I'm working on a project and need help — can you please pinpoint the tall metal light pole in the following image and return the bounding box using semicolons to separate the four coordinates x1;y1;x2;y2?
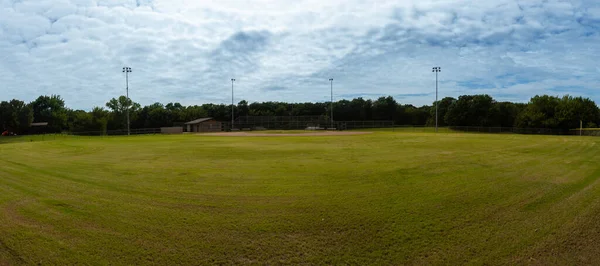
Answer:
231;78;235;130
122;67;132;135
432;67;441;133
329;78;333;129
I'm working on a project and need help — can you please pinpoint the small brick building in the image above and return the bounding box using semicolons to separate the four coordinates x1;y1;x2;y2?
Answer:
185;118;222;132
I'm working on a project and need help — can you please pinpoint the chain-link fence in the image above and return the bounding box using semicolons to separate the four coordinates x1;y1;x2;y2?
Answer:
71;128;162;136
387;126;594;135
387;126;577;135
448;126;569;135
229;116;396;131
231;116;330;130
569;129;600;136
2;124;597;145
337;121;395;130
0;128;164;144
0;133;69;144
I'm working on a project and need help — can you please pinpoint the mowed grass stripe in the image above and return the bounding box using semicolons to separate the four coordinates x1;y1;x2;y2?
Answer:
0;132;599;264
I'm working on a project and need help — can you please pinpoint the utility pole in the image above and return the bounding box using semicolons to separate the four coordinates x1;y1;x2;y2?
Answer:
231;78;235;130
432;67;441;133
329;78;334;129
122;67;132;135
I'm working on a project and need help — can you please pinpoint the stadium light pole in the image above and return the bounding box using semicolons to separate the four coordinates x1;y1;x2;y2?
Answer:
231;78;235;130
329;78;334;129
122;67;132;136
432;67;441;133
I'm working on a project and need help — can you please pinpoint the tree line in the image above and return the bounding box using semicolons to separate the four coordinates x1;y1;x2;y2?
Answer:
0;94;598;134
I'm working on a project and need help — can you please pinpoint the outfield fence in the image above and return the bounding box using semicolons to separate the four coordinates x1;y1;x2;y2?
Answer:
2;124;598;145
71;128;162;136
0;133;69;144
0;128;165;144
389;126;571;135
448;126;569;135
569;129;600;136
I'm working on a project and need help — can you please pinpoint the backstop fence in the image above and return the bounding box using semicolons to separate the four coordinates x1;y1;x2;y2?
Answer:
337;121;395;130
228;116;395;131
232;116;330;130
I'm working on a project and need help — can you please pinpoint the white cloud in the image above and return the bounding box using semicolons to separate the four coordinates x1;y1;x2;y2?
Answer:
0;0;599;109
45;0;78;20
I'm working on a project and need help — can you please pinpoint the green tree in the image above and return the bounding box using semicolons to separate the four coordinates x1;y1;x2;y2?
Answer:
555;95;599;130
0;100;33;134
515;95;561;128
106;96;141;130
489;102;522;127
372;96;397;120
30;95;68;133
427;97;456;126
444;95;495;126
145;103;171;128
182;106;208;122
91;107;109;134
0;101;15;131
165;102;185;122
68;110;93;132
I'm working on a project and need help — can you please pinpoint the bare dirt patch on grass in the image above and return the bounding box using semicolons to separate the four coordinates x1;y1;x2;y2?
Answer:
200;131;372;137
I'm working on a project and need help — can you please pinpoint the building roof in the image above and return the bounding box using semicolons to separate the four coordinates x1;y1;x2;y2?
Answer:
185;118;214;125
30;122;49;126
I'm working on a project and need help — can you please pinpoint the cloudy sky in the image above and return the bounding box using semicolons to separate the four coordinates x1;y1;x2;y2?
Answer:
1;0;599;109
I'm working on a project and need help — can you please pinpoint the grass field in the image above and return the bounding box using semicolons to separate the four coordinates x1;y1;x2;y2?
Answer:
1;132;600;265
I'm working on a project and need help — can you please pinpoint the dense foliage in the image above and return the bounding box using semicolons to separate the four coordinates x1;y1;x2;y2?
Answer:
0;94;598;134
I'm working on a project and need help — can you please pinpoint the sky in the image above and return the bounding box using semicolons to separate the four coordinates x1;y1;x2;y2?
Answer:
0;0;599;110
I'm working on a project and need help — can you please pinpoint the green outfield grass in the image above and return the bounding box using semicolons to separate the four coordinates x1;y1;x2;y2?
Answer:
1;132;599;264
